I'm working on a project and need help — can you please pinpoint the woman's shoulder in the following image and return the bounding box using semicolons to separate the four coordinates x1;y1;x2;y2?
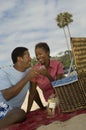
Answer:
50;59;62;64
32;63;41;68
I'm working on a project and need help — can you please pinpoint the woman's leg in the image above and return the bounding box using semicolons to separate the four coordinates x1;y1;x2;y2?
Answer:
0;108;26;129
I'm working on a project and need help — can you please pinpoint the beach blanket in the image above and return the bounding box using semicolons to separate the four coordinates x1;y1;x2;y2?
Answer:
2;108;86;130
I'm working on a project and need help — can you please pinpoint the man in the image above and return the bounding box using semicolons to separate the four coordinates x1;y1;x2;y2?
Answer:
0;47;44;129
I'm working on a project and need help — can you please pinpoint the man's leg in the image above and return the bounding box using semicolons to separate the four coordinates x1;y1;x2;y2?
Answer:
0;108;26;129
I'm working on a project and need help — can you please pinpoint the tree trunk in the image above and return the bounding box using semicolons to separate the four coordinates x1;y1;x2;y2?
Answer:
67;25;71;38
63;27;71;61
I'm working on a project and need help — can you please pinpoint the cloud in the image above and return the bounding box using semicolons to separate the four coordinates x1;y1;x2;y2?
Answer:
0;0;86;67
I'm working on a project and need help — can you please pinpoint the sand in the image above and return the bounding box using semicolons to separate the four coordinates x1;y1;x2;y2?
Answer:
21;87;47;112
37;114;86;130
21;87;86;130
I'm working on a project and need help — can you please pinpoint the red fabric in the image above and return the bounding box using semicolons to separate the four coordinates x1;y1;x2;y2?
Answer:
32;60;64;101
2;108;86;130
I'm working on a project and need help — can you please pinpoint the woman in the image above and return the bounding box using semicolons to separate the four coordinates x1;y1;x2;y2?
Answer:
31;42;64;101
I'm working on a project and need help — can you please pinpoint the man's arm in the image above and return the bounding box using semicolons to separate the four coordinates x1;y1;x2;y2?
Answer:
1;69;39;101
1;75;29;100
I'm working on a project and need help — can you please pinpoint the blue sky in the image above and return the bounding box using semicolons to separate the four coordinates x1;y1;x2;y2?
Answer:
0;0;86;67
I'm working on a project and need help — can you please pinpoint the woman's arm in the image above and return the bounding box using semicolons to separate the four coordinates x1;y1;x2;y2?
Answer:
38;67;54;82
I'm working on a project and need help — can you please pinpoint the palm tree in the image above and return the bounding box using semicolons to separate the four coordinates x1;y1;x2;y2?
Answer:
63;12;73;38
55;12;73;60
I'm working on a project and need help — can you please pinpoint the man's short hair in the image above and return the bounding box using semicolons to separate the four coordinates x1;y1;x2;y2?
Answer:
11;47;28;64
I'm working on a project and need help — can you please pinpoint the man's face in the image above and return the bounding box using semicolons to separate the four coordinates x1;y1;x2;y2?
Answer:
20;50;32;69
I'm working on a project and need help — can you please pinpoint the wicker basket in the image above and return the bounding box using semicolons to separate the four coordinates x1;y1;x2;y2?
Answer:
54;73;86;113
71;37;86;73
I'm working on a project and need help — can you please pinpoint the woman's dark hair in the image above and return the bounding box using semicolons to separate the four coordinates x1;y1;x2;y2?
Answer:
35;42;50;53
11;47;28;64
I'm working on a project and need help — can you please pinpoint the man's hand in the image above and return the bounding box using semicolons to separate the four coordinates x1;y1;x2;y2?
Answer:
26;68;40;81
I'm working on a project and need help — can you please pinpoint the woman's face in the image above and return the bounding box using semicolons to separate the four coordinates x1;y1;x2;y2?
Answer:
35;48;50;65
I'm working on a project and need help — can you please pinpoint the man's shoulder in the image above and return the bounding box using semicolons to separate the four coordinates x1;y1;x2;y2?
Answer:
0;66;14;75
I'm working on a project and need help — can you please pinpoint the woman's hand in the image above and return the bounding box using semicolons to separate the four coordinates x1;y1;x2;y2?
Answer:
38;66;54;82
38;66;48;76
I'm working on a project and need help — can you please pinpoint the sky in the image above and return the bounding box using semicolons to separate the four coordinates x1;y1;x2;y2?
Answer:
0;0;86;67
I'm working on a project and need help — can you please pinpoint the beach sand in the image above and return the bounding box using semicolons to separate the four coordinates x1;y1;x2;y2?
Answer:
21;87;86;130
37;114;86;130
21;87;47;112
